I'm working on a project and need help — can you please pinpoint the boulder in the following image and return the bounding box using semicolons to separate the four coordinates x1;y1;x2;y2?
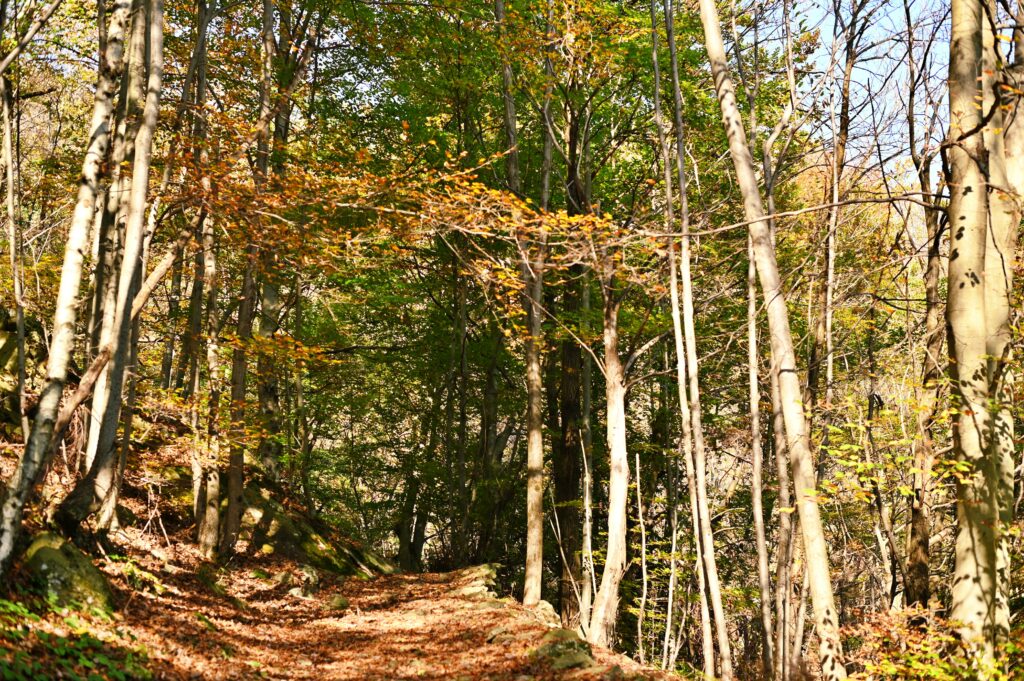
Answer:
531;628;595;671
239;485;395;577
23;533;114;613
529;599;560;626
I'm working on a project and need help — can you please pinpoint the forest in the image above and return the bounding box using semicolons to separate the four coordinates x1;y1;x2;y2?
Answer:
0;0;1022;677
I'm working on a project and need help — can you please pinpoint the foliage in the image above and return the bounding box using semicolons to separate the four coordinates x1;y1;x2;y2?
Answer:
845;610;1024;681
0;599;152;681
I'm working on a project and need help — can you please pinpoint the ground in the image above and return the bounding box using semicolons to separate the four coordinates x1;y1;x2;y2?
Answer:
1;430;672;680
1;521;672;680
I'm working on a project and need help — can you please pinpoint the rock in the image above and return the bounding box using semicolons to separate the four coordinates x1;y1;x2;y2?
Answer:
239;485;395;577
454;584;491;599
550;649;595;670
299;564;320;595
288;586;313;599
329;594;350;611
567;664;625;680
140;464;193;520
459;563;499;586
273;570;292;586
529;599;560;626
531;628;595;671
23;533;114;614
486;625;511;643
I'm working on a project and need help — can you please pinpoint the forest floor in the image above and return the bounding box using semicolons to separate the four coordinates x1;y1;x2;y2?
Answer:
1;504;671;680
1;427;671;680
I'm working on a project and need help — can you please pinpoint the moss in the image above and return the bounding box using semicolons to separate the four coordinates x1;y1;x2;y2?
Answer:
531;629;595;671
240;485;394;577
23;533;114;614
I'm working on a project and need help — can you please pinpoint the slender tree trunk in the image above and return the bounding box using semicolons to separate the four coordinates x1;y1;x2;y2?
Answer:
160;253;183;389
220;250;256;554
696;1;847;676
57;0;164;536
255;0;282;481
661;2;712;672
635;450;648;664
680;122;733;681
661;349;680;670
579;281;595;631
587;290;627;648
903;0;941;605
656;2;732;671
196;211;220;561
157;0;214;393
193;24;219;560
178;249;204;396
95;224;151;531
83;0;147;474
555;274;583;626
495;0;544;607
772;361;793;681
750;236;774;675
0;0;133;577
0;76;27;438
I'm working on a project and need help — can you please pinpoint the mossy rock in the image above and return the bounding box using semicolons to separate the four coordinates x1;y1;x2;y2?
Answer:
531;628;595;670
239;485;395;577
23;533;114;614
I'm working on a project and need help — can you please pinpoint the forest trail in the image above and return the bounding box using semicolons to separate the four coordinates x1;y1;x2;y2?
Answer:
117;555;669;680
3;524;670;681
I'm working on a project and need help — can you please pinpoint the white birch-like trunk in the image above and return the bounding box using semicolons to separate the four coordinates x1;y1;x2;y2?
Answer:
695;0;847;676
0;0;133;577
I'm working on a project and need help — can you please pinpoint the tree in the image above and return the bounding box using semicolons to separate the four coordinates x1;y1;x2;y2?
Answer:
696;0;848;676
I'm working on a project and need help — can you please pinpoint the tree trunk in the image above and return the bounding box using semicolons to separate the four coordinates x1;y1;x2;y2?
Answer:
772;360;793;681
587;291;627;648
220;249;256;554
0;0;133;578
635;450;648;664
57;0;164;536
750;236;774;675
494;0;544;608
84;0;147;469
0;75;27;438
196;210;220;561
903;0;942;607
555;274;583;627
946;0;1017;658
579;281;595;633
159;253;183;389
660;2;713;672
95;225;151;532
655;1;732;671
255;0;283;482
696;0;847;676
177;249;205;396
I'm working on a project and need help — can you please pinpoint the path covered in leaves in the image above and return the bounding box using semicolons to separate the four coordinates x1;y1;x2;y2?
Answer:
99;544;669;680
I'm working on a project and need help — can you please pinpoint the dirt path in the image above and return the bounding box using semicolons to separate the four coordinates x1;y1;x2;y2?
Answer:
99;542;670;680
